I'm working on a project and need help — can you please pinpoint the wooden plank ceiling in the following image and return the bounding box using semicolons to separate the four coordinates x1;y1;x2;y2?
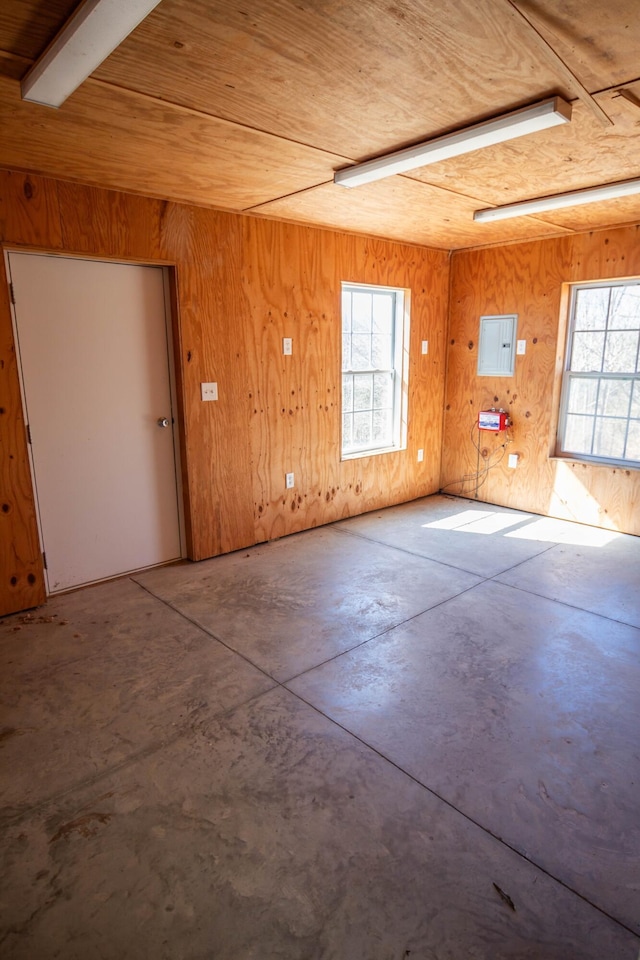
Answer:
1;0;639;250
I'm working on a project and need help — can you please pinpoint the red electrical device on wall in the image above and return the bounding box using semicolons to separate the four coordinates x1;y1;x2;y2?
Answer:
478;409;511;432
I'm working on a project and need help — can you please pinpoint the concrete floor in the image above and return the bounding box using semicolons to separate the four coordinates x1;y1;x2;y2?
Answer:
1;494;639;959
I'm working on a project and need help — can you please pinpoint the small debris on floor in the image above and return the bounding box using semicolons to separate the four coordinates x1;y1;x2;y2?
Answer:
493;882;516;911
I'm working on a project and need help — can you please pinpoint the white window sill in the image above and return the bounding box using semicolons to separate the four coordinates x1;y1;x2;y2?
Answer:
549;455;640;472
341;444;406;461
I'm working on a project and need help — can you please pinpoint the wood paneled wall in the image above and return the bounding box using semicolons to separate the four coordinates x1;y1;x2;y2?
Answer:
442;224;640;535
0;170;449;615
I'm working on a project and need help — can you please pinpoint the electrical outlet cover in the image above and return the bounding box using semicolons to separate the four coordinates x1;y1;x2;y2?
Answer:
201;382;218;401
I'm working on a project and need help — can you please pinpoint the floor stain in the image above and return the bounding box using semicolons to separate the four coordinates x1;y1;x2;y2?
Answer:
49;812;112;843
0;727;22;744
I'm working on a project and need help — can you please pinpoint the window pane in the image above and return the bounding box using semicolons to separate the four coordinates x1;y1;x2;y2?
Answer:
351;334;371;369
342;413;353;450
353;374;373;412
566;378;597;415
371;334;392;369
602;331;638;373
608;285;640;330
341;291;352;334
342;334;351;371
631;381;640;418
564;414;594;455
353;411;372;447
373;372;393;410
571;331;604;371
597;379;631;418
574;287;609;331
352;293;372;333
342;374;353;412
625;420;640;461
372;293;394;334
593;418;627;460
373;407;392;444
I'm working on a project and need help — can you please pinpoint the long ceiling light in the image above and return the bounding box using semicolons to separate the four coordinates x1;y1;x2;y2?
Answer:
21;0;163;108
334;97;572;188
474;177;640;222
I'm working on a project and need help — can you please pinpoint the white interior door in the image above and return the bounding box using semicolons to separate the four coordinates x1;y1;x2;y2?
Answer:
8;252;183;593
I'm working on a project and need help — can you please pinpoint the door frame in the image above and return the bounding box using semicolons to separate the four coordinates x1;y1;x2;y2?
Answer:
4;246;189;595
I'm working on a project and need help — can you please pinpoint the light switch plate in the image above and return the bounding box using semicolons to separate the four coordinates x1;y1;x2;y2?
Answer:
417;448;424;462
201;382;218;401
283;338;292;355
508;453;518;468
421;340;429;355
516;340;527;355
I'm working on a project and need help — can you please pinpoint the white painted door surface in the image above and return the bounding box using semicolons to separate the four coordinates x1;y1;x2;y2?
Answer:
8;253;182;593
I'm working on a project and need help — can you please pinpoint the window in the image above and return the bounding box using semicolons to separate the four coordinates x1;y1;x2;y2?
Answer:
558;280;640;466
341;282;409;459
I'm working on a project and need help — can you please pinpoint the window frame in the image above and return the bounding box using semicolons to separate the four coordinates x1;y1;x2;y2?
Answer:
341;281;410;460
556;278;640;468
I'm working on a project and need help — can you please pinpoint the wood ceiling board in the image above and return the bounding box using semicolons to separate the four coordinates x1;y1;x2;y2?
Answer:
250;179;572;250
0;0;80;59
514;0;640;92
91;0;579;160
0;50;29;82
0;76;349;210
521;194;640;233
408;94;640;204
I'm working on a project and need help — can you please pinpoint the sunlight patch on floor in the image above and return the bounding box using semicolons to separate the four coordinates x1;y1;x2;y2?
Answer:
505;517;620;547
423;509;620;547
423;511;531;535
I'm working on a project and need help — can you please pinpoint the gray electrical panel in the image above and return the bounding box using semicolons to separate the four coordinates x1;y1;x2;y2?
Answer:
477;314;517;376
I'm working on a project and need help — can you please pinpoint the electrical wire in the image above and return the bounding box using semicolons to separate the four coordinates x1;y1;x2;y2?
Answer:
440;421;513;496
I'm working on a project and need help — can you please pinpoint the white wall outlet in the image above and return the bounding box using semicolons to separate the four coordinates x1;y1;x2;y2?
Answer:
508;453;519;468
421;340;429;355
201;382;218;401
282;338;292;356
285;472;295;489
417;448;424;462
516;340;527;355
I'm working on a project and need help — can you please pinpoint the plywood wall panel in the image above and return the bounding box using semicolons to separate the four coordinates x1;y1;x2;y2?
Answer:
443;226;640;535
0;170;62;249
175;208;255;558
0;171;64;614
0;264;45;613
56;182;165;259
243;219;342;541
244;220;450;543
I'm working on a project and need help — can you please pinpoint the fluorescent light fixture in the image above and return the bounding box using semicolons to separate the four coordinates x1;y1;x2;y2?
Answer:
474;176;640;222
21;0;163;108
334;97;572;188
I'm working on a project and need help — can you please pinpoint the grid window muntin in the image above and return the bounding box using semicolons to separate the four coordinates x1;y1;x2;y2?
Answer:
341;283;408;458
558;280;640;466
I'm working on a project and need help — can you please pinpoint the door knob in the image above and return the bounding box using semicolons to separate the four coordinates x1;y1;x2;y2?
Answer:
157;417;170;428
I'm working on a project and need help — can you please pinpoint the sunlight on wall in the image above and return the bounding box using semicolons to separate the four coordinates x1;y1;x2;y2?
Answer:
548;461;620;531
